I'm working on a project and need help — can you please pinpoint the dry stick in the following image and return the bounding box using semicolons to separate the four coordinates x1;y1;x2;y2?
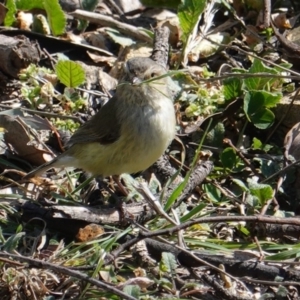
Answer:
69;9;152;43
0;104;81;122
108;214;300;264
142;215;300;237
263;0;271;28
260;194;279;215
105;0;126;17
204;25;300;77
202;273;250;300
253;236;264;260
223;138;259;176
174;244;248;290
271;20;300;55
242;276;300;286
121;221;246;290
43;48;56;70
0;252;137;300
151;26;170;68
203;34;300;76
230;45;300;77
194;73;300;82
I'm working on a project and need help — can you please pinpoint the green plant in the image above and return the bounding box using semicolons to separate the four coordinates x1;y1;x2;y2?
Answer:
5;0;66;36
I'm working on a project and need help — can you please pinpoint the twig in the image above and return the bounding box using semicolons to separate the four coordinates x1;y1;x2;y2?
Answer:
187;73;300;83
0;104;81;122
69;9;152;43
263;0;271;28
202;273;251;300
139;215;300;239
261;158;300;183
230;45;300;77
107;214;300;263
105;0;126;17
223;138;259;176
0;251;137;300
242;276;300;286
151;26;170;68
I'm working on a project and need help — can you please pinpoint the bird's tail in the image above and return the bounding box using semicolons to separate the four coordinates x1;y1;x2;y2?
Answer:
23;157;61;179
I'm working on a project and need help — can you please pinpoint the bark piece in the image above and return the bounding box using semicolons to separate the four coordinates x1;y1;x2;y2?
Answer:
0;34;40;78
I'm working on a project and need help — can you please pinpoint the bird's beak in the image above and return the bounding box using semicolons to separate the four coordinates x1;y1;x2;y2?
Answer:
123;62;141;85
131;77;141;85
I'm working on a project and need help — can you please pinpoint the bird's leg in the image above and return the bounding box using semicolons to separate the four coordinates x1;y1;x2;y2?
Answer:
112;175;128;196
112;175;135;225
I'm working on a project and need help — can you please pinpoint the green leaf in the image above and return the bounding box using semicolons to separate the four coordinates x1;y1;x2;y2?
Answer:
262;91;282;108
180;202;206;222
220;147;237;169
43;0;66;36
77;0;99;31
0;227;5;243
81;0;99;10
244;59;278;90
232;178;249;192
223;77;242;100
258;159;280;178
0;157;23;170
238;225;250;236
106;28;135;46
252;137;262;150
164;168;187;211
4;0;17;26
203;122;225;148
56;60;86;88
251;108;275;129
140;0;181;8
244;90;281;113
266;246;300;260
178;0;206;44
3;232;25;252
243;91;263;114
275;62;293;70
160;252;177;273
243;90;281;129
16;0;44;9
203;183;222;202
252;137;273;152
123;285;140;298
32;14;51;34
248;179;273;205
164;118;211;211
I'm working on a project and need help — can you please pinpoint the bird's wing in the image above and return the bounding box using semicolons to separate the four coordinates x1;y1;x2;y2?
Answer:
67;95;121;146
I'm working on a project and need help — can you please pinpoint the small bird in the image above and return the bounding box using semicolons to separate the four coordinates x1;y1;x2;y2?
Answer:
24;57;176;179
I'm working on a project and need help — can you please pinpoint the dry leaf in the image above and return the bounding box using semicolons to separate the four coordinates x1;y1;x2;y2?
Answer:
76;224;105;242
0;115;54;166
272;13;292;29
188;32;231;61
117;277;154;291
87;51;117;66
157;17;181;46
242;25;261;46
16;11;33;30
84;31;111;51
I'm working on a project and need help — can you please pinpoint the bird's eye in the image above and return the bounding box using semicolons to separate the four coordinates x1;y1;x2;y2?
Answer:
150;72;156;78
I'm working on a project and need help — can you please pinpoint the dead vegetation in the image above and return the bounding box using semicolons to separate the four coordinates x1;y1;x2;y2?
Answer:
1;0;300;299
